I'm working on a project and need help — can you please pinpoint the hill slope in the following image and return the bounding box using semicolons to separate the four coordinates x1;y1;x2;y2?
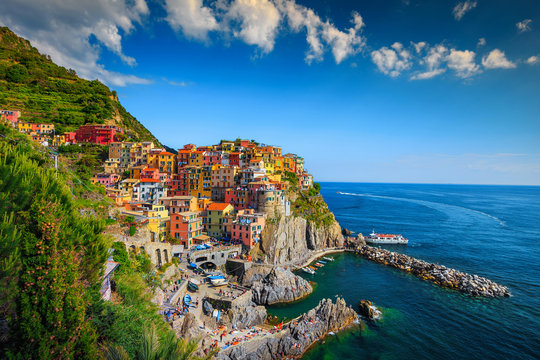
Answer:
0;27;160;145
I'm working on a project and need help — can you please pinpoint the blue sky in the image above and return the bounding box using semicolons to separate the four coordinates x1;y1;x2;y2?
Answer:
1;0;539;184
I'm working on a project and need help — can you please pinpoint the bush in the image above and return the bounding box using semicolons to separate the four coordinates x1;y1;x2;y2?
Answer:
129;225;136;236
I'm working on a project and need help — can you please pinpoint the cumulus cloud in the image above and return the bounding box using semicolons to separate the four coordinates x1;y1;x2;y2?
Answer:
371;42;411;77
411;44;448;80
516;19;532;33
481;49;516;69
453;1;477;21
526;55;539;65
276;0;366;64
477;37;486;47
226;0;281;53
412;41;427;54
0;0;151;86
446;49;480;78
164;0;219;40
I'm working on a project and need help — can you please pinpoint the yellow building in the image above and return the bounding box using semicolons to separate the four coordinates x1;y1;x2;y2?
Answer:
158;151;176;174
205;202;234;238
145;205;170;238
18;122;32;133
130;165;146;179
52;135;65;147
188;151;204;167
273;156;284;173
220;142;235;152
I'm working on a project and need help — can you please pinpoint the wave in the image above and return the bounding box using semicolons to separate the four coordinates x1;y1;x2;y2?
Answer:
337;192;506;227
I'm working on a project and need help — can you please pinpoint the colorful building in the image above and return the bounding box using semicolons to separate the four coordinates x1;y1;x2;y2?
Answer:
205;202;234;238
0;110;20;127
75;125;123;145
92;173;121;187
230;209;265;246
170;211;203;248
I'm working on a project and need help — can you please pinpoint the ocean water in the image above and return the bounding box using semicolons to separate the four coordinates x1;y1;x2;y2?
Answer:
269;183;540;360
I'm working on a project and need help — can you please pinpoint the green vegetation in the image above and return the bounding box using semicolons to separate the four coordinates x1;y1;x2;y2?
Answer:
0;126;199;359
0;27;160;144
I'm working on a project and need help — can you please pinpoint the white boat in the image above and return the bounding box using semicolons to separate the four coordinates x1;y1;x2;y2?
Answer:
323;256;334;262
302;267;315;275
365;229;408;245
210;277;229;287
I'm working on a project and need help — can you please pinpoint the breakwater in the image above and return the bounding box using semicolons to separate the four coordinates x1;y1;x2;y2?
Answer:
356;246;510;297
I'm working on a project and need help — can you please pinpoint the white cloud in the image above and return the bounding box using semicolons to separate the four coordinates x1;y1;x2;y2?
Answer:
516;19;532;33
477;37;486;47
0;0;150;86
411;44;448;80
226;0;281;53
412;41;427;54
276;0;366;64
482;49;516;69
321;12;365;64
446;49;480;78
526;55;539;65
453;1;477;21
371;42;411;77
164;0;219;40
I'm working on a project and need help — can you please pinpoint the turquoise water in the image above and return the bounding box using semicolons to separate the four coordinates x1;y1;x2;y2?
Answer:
269;183;540;360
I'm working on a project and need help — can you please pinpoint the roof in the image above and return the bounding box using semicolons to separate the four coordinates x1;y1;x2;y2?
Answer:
159;151;175;156
143;167;159;172
207;202;232;211
139;178;161;183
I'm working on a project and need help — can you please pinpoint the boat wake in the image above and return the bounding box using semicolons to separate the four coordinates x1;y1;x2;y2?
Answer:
337;192;506;227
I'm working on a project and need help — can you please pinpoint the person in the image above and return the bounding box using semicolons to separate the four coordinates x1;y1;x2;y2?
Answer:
220;333;223;342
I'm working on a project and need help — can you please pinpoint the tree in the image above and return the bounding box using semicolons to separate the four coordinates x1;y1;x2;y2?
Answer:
6;64;29;83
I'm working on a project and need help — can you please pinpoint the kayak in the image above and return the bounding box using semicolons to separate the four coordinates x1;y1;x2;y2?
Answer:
183;294;191;306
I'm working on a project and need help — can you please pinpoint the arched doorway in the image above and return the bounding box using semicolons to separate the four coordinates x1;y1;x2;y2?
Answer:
163;249;169;264
156;249;162;267
199;262;217;270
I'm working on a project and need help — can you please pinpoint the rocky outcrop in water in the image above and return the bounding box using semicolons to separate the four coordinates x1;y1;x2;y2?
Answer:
242;267;312;305
357;246;510;297
216;297;358;360
358;300;381;320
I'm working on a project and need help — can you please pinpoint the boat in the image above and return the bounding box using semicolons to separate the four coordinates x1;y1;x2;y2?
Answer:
318;260;327;264
187;278;200;292
365;229;408;245
302;267;315;275
315;262;324;267
209;275;229;287
323;256;334;262
183;294;191;306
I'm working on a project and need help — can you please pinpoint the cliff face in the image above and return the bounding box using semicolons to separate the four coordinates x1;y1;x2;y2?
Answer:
259;214;344;265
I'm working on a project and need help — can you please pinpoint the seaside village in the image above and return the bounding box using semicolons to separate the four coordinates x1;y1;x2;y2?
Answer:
1;110;322;346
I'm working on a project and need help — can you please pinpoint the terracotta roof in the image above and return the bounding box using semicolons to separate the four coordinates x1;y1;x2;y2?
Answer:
207;203;232;211
143;167;158;172
139;179;161;183
159;151;175;156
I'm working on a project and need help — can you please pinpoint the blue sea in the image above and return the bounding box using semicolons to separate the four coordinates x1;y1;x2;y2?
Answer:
269;183;540;360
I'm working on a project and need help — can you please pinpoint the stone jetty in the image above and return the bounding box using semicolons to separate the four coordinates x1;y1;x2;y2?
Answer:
356;246;510;297
216;297;358;360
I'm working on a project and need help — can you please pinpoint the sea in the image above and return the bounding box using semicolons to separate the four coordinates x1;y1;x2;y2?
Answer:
268;183;540;360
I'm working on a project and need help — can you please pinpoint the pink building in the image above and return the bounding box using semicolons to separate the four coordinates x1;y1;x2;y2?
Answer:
92;173;120;187
0;110;20;127
230;209;265;247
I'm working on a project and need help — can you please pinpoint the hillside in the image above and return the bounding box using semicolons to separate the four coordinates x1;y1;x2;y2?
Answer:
0;27;160;145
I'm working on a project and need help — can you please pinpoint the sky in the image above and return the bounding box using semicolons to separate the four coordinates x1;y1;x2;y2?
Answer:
1;0;539;185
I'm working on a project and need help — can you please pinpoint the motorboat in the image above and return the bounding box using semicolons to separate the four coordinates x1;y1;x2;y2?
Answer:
302;267;315;275
323;256;334;262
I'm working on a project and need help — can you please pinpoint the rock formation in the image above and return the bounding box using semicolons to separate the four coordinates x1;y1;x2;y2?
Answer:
216;297;358;360
225;292;267;329
358;300;381;320
260;215;344;265
242;266;312;305
356;245;511;297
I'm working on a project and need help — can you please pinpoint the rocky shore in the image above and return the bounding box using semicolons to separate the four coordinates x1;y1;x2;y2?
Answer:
356;246;510;297
242;267;313;305
216;297;358;360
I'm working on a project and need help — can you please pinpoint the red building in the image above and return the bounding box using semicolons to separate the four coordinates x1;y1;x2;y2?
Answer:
224;187;250;210
64;132;77;143
203;151;223;166
168;171;190;196
140;167;160;180
0;110;20;127
75;125;123;145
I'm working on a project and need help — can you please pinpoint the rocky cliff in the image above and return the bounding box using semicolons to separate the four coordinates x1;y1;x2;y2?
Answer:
259;214;344;265
216;297;358;360
242;267;312;305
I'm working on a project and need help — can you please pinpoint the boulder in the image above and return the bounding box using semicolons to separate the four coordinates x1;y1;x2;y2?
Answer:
342;228;352;236
358;300;381;320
